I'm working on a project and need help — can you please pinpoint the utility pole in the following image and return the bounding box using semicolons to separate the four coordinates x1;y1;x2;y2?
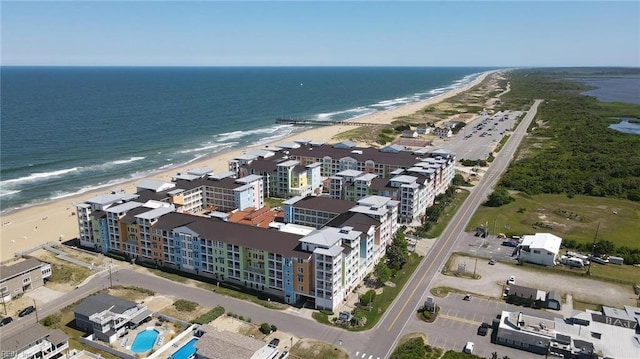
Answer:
109;260;113;288
586;222;600;276
473;257;478;278
33;299;39;323
0;289;7;315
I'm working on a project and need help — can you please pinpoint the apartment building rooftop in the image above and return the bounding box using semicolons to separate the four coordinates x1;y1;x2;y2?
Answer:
286;144;424;168
326;212;380;233
137;179;175;192
157;212;310;259
83;191;137;206
285;196;355;214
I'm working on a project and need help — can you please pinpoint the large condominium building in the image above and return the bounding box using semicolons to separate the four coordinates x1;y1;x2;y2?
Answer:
233;142;449;181
76;170;264;253
284;195;399;263
238;156;322;198
282;196;356;229
80;196;392;311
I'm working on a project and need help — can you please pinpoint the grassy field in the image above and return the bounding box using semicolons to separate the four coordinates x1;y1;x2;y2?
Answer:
467;193;640;248
423;189;470;239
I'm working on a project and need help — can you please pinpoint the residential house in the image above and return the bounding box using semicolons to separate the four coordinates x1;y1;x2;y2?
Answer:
401;130;418;138
194;325;266;359
0;258;52;301
74;293;151;344
2;323;68;359
432;127;453;138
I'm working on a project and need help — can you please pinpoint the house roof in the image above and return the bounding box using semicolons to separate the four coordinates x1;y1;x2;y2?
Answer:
74;293;138;317
196;325;265;359
520;233;562;254
0;258;44;281
1;323;67;353
508;284;546;301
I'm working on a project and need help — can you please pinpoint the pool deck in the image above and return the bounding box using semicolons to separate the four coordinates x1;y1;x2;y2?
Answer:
147;324;198;359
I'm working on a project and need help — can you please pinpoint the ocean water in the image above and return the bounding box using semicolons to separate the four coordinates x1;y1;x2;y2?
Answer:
0;66;494;212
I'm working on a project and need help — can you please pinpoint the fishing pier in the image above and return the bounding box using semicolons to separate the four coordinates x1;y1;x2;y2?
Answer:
276;118;379;127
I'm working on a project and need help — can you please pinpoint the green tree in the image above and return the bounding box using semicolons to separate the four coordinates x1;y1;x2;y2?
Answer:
387;231;409;270
374;261;392;285
484;187;514;207
359;290;377;306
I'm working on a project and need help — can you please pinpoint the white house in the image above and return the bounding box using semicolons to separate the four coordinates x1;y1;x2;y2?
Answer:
517;233;562;266
432;127;452;138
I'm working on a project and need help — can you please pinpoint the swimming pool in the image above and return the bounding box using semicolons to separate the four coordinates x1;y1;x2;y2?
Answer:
130;328;159;353
170;338;198;359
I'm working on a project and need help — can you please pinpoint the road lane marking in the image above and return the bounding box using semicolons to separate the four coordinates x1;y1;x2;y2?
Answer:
386;188;481;332
439;313;481;326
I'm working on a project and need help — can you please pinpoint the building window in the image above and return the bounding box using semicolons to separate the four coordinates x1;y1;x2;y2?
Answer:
298;285;304;291
22;277;31;284
297;267;303;274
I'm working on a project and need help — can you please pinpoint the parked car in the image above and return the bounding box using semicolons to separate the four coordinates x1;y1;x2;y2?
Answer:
507;276;516;285
278;351;289;359
477;326;488;336
18;306;35;317
463;294;472;301
0;316;13;327
464;341;475;353
488;258;496;265
268;338;280;348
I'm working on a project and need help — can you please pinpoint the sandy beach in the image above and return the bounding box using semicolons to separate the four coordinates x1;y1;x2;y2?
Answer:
0;71;494;262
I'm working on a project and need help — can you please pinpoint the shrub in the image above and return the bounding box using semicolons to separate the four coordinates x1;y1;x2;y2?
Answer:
270;324;278;332
43;313;61;328
173;299;198;312
260;323;271;334
190;306;225;325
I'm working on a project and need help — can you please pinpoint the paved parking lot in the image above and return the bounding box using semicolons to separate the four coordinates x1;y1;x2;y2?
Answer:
406;292;548;358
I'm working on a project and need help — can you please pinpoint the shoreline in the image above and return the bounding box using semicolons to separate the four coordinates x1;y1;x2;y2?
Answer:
0;70;496;262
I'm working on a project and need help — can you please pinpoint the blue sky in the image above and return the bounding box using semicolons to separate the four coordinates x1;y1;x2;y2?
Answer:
1;1;638;67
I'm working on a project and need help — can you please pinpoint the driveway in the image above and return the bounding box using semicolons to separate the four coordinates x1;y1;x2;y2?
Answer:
26;286;65;305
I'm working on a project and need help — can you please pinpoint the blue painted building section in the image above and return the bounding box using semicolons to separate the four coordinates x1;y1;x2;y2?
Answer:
282;258;295;304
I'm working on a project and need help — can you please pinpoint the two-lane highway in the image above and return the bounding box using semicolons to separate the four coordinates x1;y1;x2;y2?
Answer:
353;99;542;359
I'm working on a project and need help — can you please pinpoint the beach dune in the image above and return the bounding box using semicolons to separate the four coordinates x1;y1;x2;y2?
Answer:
0;71;493;262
